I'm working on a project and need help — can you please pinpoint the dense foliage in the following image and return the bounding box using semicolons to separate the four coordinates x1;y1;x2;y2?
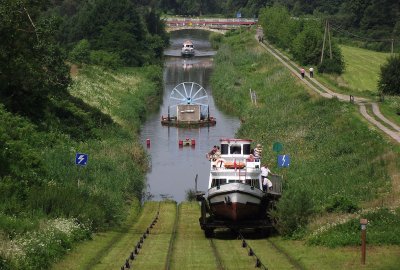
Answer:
57;0;169;67
378;55;400;96
157;0;399;52
0;0;70;120
259;5;344;73
211;29;397;238
0;0;165;268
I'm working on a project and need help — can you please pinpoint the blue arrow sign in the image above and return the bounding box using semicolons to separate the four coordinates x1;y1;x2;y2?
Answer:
278;155;290;168
75;153;88;166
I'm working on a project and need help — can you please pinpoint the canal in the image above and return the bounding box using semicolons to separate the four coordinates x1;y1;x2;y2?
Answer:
140;30;240;202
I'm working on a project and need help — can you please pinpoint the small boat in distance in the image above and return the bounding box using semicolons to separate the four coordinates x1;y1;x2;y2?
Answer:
181;40;195;57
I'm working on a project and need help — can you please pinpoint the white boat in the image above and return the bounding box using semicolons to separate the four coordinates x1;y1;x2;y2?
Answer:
181;40;195;57
207;139;268;221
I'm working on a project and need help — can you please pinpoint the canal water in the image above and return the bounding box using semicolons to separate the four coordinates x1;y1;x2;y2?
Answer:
141;30;240;202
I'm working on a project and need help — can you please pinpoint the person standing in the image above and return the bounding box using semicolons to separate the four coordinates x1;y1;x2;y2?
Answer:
261;164;273;191
300;68;305;79
253;144;263;159
309;67;314;78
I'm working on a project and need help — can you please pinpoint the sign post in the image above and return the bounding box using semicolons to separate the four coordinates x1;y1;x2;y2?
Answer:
277;155;290;168
75;153;88;187
360;218;368;265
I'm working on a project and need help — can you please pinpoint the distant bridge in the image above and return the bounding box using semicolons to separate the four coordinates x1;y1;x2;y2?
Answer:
164;17;258;34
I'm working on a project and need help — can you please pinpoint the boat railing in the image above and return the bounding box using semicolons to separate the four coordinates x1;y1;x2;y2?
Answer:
269;174;283;195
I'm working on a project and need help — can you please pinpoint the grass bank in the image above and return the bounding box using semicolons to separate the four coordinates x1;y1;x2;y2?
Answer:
210;29;400;245
317;45;400;125
0;64;162;269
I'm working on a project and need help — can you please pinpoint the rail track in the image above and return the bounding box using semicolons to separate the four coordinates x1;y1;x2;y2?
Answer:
118;202;302;270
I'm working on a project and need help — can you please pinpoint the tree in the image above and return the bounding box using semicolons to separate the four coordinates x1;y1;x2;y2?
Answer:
378;55;400;95
0;0;70;119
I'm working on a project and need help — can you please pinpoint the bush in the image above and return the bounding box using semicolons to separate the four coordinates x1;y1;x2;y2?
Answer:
185;189;197;201
270;189;315;237
325;195;359;213
89;50;122;69
318;57;344;74
378;55;400;95
308;208;400;247
69;39;90;64
209;32;223;49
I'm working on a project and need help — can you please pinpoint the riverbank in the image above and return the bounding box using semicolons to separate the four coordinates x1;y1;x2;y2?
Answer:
0;64;163;269
210;28;400;262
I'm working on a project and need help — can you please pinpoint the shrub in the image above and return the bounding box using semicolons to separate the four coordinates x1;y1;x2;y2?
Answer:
89;50;122;69
209;32;223;49
185;189;197;201
378;55;400;95
69;39;90;64
270;189;315;237
308;208;400;247
325;195;359;213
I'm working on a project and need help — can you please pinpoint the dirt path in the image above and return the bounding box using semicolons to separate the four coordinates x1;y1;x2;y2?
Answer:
256;29;400;143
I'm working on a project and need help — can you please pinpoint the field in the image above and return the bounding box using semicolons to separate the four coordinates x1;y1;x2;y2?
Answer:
211;29;400;243
339;45;390;93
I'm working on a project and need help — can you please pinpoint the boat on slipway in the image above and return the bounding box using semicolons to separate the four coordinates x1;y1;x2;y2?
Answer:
196;138;282;237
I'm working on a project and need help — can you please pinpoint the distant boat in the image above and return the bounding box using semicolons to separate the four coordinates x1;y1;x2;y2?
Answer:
181;40;195;57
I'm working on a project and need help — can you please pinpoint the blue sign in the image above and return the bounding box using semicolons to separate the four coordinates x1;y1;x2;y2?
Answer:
75;153;88;166
236;12;241;18
278;155;290;167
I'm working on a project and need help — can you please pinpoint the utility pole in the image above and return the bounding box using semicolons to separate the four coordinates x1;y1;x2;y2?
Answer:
320;20;328;64
328;20;332;59
391;39;394;55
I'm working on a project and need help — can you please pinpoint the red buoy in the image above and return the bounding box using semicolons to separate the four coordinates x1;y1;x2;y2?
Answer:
191;139;196;145
178;140;183;146
146;138;150;147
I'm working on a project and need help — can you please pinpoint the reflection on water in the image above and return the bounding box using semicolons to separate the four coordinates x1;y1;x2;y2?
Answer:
140;30;240;202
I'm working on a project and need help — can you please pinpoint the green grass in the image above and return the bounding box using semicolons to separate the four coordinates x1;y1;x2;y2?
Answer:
1;64;163;269
170;202;218;270
52;199;142;270
269;237;400;270
211;29;400;240
130;202;176;270
339;45;390;93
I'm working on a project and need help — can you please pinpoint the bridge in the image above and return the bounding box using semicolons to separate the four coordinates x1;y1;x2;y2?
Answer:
164;17;258;34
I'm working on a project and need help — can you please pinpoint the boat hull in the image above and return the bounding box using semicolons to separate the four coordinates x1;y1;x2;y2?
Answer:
207;183;265;221
181;51;195;57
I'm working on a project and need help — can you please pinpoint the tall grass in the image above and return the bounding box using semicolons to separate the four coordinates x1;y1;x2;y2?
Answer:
211;29;399;241
0;65;163;268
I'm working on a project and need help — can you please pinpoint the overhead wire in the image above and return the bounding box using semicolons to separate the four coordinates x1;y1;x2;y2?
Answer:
329;22;396;42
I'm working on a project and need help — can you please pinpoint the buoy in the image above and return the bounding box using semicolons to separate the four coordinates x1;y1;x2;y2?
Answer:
146;138;150;147
191;139;196;145
178;140;183;146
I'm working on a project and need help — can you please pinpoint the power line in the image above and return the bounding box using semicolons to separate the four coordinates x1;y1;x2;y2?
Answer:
329;23;395;42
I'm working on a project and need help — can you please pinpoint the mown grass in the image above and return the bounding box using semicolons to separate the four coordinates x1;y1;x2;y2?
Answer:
129;201;176;270
170;202;218;270
211;29;400;243
269;237;400;270
339;45;389;93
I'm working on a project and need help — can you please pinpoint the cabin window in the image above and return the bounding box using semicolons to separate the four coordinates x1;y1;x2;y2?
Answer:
230;145;241;154
243;144;251;155
211;178;227;187
221;144;229;155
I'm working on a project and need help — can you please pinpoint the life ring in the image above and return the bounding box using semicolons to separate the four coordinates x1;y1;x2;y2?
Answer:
215;158;226;168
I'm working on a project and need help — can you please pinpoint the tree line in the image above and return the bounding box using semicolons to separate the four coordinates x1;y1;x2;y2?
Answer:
0;0;167;239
